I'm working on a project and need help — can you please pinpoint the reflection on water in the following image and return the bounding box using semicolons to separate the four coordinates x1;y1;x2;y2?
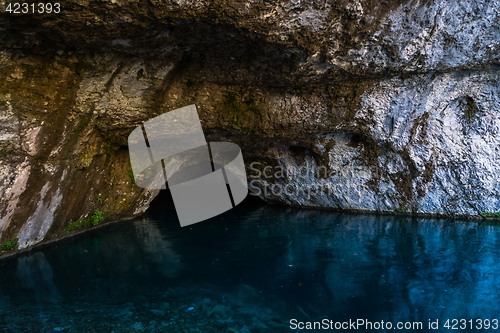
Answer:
1;192;500;332
16;252;61;305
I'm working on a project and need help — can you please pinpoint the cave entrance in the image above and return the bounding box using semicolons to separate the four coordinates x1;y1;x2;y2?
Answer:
145;186;265;226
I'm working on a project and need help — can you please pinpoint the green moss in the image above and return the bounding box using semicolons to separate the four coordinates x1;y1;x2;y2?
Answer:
66;211;105;233
220;91;263;129
395;207;406;213
78;155;91;169
466;97;474;108
127;169;135;184
481;212;500;218
222;91;242;126
465;96;475;120
0;237;18;252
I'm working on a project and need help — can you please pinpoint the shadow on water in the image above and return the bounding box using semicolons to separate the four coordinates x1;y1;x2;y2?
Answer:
1;191;500;332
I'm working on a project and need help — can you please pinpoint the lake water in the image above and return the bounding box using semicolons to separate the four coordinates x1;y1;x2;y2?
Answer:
1;192;500;332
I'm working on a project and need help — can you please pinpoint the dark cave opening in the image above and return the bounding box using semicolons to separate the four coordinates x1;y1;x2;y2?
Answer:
146;184;265;220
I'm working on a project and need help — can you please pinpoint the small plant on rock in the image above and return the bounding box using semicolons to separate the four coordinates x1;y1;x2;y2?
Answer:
481;212;500;218
90;211;105;226
0;237;18;252
66;211;105;233
127;169;135;184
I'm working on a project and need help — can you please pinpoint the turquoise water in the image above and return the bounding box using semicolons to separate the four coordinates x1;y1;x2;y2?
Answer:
1;193;500;332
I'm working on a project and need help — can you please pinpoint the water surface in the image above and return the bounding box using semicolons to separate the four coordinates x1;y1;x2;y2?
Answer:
1;193;499;332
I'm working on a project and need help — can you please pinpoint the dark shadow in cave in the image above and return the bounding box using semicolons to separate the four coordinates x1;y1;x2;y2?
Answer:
146;184;265;222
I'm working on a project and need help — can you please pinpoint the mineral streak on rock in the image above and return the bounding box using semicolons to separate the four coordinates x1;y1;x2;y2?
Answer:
0;0;499;249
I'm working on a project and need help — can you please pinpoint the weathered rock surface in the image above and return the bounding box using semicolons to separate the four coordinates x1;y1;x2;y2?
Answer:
0;0;499;249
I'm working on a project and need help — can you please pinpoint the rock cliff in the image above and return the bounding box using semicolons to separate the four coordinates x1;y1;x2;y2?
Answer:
0;0;499;249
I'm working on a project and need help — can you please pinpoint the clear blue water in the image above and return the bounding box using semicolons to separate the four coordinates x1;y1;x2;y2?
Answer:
1;193;500;332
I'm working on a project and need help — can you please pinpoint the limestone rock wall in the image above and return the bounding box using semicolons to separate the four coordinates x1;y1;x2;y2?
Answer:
248;68;500;215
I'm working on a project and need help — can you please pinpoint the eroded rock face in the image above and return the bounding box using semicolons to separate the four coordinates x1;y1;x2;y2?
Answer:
248;68;500;215
0;0;499;249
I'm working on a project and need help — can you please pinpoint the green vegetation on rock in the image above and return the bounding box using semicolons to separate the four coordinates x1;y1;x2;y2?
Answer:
79;156;91;169
221;91;262;129
66;211;105;233
481;212;500;218
0;237;18;252
127;169;135;184
465;96;476;120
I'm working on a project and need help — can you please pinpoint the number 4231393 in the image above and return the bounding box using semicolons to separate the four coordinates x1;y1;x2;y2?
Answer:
6;3;61;14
